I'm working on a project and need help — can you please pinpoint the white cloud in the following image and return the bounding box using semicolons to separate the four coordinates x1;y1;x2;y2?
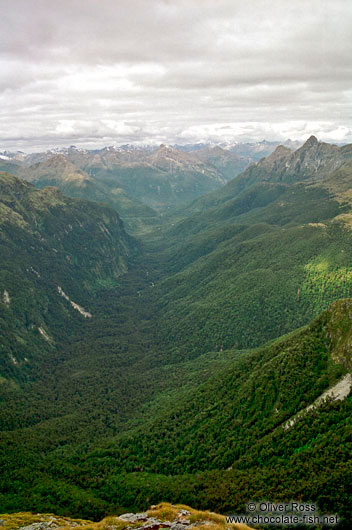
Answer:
0;0;351;150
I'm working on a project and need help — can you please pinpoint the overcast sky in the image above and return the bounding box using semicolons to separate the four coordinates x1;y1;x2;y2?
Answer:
0;0;352;151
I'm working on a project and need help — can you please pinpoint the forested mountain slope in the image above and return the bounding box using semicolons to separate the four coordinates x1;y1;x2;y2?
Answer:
182;136;352;216
75;300;351;524
70;144;227;211
0;298;350;526
0;172;138;381
1;139;352;528
149;138;352;357
17;155;157;233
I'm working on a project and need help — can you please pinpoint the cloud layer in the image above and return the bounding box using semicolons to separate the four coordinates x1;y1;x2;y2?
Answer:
1;0;352;150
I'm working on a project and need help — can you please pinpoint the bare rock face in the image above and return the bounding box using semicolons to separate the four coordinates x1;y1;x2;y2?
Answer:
118;510;189;530
232;135;350;191
255;144;293;173
283;136;344;180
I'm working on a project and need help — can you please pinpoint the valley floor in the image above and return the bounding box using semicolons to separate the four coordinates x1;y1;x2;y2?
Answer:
1;168;352;528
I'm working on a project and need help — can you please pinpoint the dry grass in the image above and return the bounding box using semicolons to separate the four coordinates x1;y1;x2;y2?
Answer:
77;517;130;530
0;512;91;530
0;505;255;530
146;504;179;522
146;503;255;530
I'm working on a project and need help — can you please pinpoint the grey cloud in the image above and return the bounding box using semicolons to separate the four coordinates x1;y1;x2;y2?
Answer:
0;0;352;150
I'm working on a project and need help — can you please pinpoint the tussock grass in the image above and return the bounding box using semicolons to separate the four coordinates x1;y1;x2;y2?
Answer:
147;503;179;522
78;517;129;530
146;503;253;530
0;507;254;530
0;513;91;530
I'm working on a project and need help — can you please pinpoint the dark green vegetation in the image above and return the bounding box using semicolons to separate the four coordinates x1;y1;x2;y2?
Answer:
1;137;352;528
0;172;137;379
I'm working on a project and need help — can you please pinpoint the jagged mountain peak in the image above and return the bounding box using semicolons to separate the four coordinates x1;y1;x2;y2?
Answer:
275;144;294;155
196;145;234;158
297;135;339;156
151;144;233;170
197;145;224;154
155;144;179;155
242;135;346;184
32;152;75;168
207;145;227;155
303;135;319;147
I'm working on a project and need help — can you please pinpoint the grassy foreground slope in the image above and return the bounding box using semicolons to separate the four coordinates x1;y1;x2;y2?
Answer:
0;503;253;530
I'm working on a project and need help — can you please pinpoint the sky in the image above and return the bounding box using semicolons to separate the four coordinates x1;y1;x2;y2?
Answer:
0;0;352;151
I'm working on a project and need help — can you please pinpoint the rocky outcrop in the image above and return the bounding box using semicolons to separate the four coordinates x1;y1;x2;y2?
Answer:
0;504;253;530
118;508;193;530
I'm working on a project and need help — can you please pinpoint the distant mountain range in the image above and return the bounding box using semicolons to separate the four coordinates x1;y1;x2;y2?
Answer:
1;136;351;527
0;140;302;225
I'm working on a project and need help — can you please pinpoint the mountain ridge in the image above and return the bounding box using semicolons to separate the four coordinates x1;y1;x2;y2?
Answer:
17;155;158;232
176;136;352;218
2;140;302;216
1;138;352;527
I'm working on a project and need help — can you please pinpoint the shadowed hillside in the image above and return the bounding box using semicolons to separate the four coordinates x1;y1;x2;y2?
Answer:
1;138;352;528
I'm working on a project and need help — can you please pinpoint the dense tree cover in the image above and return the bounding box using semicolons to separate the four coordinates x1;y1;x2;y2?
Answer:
1;143;352;529
87;309;348;475
0;172;139;379
0;270;351;526
151;195;352;359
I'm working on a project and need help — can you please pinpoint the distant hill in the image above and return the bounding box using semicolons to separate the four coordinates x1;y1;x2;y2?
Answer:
192;145;250;181
228;138;302;160
1;137;352;528
0;154;23;175
69;144;228;211
1;140;307;215
172;139;302;161
17;154;157;233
